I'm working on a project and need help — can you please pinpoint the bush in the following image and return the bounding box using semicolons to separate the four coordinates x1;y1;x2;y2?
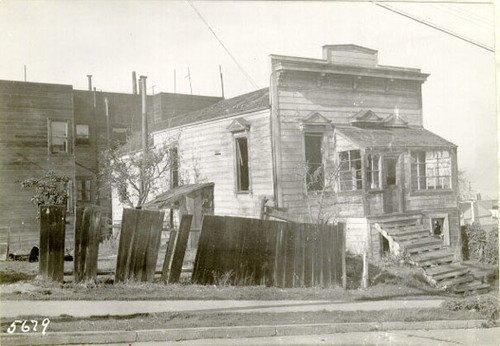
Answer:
442;295;498;326
463;223;487;262
484;227;498;265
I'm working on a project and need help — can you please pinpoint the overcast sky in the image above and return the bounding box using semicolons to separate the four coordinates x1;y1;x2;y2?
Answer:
0;0;497;199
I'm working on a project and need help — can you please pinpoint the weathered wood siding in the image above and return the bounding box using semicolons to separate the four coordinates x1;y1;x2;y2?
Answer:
135;109;273;220
0;80;75;253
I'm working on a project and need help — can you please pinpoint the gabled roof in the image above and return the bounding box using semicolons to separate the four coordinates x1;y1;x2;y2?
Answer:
336;126;456;149
153;88;269;131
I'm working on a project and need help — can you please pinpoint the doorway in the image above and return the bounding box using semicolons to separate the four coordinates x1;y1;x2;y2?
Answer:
383;157;400;213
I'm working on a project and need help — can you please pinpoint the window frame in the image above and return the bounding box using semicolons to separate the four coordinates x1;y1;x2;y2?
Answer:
304;132;325;192
48;119;70;155
75;124;90;145
338;149;363;192
234;132;251;194
76;177;92;202
366;153;381;190
411;150;452;192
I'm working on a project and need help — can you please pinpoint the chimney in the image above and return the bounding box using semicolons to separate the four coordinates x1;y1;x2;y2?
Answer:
132;71;138;95
87;75;92;91
476;193;482;201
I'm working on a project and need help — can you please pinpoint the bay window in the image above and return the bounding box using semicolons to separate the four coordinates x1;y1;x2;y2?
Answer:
411;151;452;190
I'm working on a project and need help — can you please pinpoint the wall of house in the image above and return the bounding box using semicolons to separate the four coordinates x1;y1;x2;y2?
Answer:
0;80;76;253
110;109;274;224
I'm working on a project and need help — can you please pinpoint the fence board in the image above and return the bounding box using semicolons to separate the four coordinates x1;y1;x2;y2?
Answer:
161;230;177;282
192;216;345;288
168;215;193;283
144;211;164;282
39;205;66;282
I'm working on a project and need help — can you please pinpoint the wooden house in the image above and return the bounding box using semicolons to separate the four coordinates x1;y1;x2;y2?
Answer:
145;45;461;259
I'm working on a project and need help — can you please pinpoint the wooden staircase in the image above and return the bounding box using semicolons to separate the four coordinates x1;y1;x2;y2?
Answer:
374;219;490;294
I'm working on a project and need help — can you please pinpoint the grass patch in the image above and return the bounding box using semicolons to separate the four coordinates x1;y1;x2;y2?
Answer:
0;308;483;333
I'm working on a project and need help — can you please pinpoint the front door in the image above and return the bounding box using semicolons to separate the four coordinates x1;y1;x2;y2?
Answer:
383;157;400;213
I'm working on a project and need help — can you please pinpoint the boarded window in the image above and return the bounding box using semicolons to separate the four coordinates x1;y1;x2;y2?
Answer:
235;136;249;192
170;147;179;189
76;124;90;145
304;134;324;191
366;154;380;189
411;151;452;190
49;121;68;153
339;150;362;191
76;178;91;202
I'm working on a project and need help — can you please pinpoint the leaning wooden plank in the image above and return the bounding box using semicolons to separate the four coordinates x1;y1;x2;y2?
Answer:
191;215;213;283
193;215;225;284
47;206;66;282
84;208;101;281
115;209;139;283
223;216;242;284
39;205;50;278
168;215;193;284
132;210;153;281
144;210;165;282
161;230;177;282
294;223;305;287
73;207;85;282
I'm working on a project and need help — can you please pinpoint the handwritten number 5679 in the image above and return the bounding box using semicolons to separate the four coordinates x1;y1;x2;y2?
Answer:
7;319;50;335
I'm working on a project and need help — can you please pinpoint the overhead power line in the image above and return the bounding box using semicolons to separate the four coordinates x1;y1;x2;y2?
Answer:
373;2;494;53
186;0;260;89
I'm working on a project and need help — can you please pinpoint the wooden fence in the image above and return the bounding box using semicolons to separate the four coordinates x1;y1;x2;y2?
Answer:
39;205;66;282
115;208;165;282
192;216;346;288
74;207;103;282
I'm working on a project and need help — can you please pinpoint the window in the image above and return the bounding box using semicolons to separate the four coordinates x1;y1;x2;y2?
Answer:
76;124;89;145
49;120;68;153
235;136;250;192
411;151;452;190
366;154;381;189
339;150;362;191
304;134;324;191
170;147;179;189
112;128;128;146
76;178;91;202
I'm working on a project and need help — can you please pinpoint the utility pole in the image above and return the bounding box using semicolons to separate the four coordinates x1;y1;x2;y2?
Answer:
24;65;26;82
104;97;111;150
186;68;192;95
140;76;148;152
219;65;225;99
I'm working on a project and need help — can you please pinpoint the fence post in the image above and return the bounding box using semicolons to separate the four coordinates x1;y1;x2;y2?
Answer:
341;223;347;289
39;205;66;282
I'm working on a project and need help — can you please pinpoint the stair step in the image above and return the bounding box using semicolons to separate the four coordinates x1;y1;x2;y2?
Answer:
418;256;456;267
406;244;443;255
438;275;475;288
392;230;429;241
425;263;469;276
403;237;442;249
431;268;470;281
411;249;456;266
452;281;491;294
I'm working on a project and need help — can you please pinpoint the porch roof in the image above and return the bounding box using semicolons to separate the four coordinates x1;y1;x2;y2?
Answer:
336;126;456;149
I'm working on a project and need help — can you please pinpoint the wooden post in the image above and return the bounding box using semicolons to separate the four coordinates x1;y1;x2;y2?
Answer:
361;223;370;289
341;223;347;289
161;230;178;282
168;215;193;284
39;205;66;282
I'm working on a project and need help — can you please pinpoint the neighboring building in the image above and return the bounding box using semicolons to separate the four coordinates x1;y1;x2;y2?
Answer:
140;45;461;257
460;197;498;232
0;78;221;253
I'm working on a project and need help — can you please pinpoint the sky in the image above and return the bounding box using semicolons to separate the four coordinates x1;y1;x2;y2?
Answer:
0;0;497;199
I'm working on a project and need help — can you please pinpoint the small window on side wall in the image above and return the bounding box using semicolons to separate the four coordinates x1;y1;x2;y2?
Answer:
49;120;68;154
76;178;91;202
76;124;90;145
235;136;250;192
339;150;362;191
304;134;324;191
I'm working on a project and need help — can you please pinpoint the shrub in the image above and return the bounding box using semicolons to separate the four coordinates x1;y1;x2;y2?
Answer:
484;227;498;265
464;223;487;262
442;295;498;326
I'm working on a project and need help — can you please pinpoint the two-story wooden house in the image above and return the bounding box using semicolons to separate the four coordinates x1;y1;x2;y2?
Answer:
147;45;460;261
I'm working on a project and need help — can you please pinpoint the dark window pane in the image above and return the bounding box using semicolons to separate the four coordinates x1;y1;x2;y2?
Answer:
236;137;249;191
305;135;324;191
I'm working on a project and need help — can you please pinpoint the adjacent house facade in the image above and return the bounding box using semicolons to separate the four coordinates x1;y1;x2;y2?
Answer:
141;45;460;257
0;78;221;253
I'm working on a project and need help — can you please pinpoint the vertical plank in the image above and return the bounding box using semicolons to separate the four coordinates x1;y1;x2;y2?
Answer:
168;214;193;283
73;207;85;282
284;223;296;288
331;224;338;287
303;225;313;287
131;210;151;281
84;208;101;281
47;206;65;282
264;220;278;287
322;224;332;287
192;216;224;284
294;223;305;287
275;222;286;287
223;216;242;284
144;210;165;282
39;205;50;278
115;208;139;282
161;230;177;282
341;223;347;289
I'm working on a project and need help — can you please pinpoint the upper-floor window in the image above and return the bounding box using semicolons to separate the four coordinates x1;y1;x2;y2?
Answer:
235;135;250;192
76;178;91;202
339;150;362;191
49;120;68;154
76;124;90;145
366;154;381;189
304;134;324;191
411;151;452;190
